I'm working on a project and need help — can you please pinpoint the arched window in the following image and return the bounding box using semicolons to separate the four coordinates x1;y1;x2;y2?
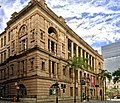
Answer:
18;25;28;51
48;27;57;34
48;27;58;39
48;27;58;54
19;25;27;38
19;84;27;98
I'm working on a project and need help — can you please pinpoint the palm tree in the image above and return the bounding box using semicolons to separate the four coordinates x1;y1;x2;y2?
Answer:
99;70;112;100
112;68;120;84
65;56;88;103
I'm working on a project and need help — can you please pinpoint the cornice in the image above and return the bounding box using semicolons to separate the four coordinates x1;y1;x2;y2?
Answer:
0;46;67;67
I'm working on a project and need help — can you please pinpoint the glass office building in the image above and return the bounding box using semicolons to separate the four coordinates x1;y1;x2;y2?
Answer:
101;42;120;72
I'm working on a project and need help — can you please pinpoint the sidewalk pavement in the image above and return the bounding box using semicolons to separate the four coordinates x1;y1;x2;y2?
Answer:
0;99;103;103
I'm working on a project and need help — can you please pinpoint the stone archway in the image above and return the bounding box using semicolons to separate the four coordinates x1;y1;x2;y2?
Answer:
18;84;27;98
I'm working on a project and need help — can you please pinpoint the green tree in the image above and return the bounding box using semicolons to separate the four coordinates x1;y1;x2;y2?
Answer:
112;68;120;84
65;56;88;103
99;70;112;100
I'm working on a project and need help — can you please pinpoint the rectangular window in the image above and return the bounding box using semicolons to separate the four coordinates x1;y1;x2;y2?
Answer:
10;65;14;75
21;39;27;51
68;39;72;58
86;52;89;64
51;41;54;52
8;47;10;57
70;87;73;96
1;53;3;63
22;39;26;50
30;60;34;69
4;36;6;46
62;43;65;51
4;52;6;61
92;57;94;71
76;88;78;96
69;68;73;78
40;29;45;40
74;43;76;56
21;61;24;74
31;29;35;39
52;61;55;74
89;55;92;67
29;58;34;69
42;61;45;70
48;39;50;51
8;31;10;41
63;68;66;76
82;49;85;58
49;60;51;74
1;38;3;47
40;31;44;40
56;44;57;54
78;47;81;57
1;70;2;79
11;41;15;50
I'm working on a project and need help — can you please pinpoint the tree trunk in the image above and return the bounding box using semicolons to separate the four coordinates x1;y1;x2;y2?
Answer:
105;77;106;100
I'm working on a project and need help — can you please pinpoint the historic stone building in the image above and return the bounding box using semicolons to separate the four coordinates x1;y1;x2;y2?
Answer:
0;0;104;102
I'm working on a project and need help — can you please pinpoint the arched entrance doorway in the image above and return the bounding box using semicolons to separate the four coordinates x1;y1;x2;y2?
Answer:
18;84;27;98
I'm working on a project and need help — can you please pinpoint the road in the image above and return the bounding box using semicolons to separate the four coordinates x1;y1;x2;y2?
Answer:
0;99;120;103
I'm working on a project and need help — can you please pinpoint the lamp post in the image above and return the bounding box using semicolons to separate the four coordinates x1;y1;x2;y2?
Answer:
54;81;59;103
86;77;90;101
15;82;20;102
80;79;86;102
61;83;66;102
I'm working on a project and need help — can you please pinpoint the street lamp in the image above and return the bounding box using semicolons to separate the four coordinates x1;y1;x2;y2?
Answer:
80;79;86;102
15;82;20;102
54;81;59;103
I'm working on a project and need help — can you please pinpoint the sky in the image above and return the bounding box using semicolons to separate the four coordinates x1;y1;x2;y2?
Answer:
0;0;120;54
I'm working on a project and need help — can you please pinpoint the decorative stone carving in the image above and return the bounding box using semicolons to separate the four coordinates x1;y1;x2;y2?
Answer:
30;0;45;3
10;12;18;19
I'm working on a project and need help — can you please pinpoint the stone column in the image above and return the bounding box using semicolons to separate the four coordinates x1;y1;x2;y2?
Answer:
49;60;52;78
49;40;51;52
65;36;68;59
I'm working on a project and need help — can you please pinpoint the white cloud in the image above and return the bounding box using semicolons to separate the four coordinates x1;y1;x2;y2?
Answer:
0;0;28;32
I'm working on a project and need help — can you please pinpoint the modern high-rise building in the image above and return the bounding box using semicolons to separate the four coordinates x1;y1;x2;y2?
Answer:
101;42;120;72
101;42;120;94
0;0;104;102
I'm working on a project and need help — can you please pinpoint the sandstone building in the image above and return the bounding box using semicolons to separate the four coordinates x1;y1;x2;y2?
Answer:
0;0;104;102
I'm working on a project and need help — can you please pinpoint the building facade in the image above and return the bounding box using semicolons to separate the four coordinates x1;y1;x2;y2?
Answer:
102;42;120;94
0;0;104;102
102;42;120;72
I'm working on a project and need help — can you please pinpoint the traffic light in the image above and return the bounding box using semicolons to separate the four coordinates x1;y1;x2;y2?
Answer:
61;84;66;89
